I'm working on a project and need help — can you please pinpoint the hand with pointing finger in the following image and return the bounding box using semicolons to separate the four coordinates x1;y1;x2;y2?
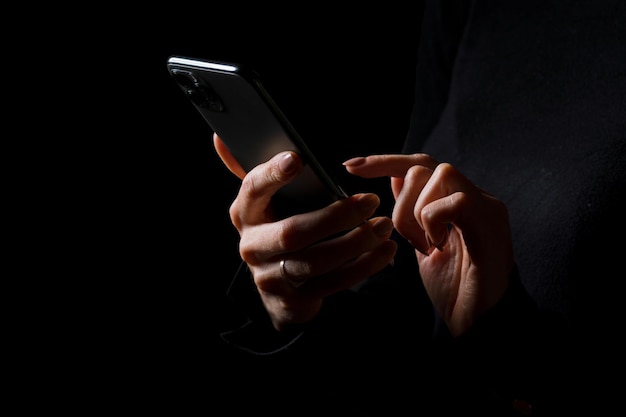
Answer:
344;154;514;336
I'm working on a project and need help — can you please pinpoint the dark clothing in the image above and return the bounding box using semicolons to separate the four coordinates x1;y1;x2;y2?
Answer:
221;0;625;414
407;0;626;334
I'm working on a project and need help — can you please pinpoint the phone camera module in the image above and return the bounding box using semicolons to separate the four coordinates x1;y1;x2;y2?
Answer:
170;69;198;89
171;69;225;112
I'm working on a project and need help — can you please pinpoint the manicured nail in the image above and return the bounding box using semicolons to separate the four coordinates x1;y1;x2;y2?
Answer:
343;157;366;167
279;153;297;174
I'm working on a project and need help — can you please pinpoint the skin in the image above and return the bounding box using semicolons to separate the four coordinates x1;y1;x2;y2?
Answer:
214;133;514;336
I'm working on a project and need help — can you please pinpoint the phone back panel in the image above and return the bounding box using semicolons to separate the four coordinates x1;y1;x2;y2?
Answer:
167;56;346;217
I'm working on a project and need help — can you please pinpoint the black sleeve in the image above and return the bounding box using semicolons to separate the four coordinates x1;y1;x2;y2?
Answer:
220;233;432;356
219;261;308;354
427;266;577;416
219;252;575;415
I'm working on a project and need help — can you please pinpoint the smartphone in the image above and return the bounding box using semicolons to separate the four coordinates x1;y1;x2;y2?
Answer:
166;55;348;218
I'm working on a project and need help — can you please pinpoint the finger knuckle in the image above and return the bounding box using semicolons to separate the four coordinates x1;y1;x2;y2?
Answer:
406;164;431;179
228;200;243;229
433;162;457;179
275;217;300;250
240;174;264;199
238;241;257;265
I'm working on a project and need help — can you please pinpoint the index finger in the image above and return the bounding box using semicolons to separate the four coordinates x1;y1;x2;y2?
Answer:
343;153;439;178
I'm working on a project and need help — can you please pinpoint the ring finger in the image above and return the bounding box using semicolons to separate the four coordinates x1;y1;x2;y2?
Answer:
267;216;394;286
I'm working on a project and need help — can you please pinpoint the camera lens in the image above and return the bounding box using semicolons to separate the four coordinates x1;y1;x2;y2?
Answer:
171;68;225;112
170;69;198;89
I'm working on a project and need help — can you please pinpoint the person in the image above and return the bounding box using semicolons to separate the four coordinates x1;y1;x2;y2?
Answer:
213;0;625;414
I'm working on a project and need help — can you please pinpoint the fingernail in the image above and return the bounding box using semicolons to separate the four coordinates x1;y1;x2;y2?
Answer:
355;194;379;212
425;232;433;248
343;157;366;167
279;153;297;174
372;218;393;237
425;233;444;252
